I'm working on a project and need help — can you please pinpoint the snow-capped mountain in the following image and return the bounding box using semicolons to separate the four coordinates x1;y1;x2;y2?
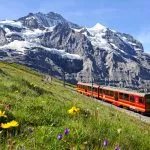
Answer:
17;12;81;29
0;12;150;91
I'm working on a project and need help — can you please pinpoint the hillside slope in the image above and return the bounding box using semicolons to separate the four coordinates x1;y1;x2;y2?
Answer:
0;61;150;150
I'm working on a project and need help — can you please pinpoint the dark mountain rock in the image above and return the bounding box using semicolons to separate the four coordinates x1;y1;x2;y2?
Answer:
6;33;24;42
0;27;7;46
24;47;83;74
3;24;23;32
17;12;81;29
40;23;94;56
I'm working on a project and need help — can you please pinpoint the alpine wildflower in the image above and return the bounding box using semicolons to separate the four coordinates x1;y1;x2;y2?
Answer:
28;127;34;133
64;128;70;135
103;139;108;147
58;134;62;140
0;110;7;118
115;146;120;150
68;106;80;115
1;120;19;129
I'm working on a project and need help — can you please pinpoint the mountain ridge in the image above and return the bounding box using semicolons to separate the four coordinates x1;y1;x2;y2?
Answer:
0;11;150;91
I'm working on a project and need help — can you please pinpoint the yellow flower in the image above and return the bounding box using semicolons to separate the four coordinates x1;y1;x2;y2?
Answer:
1;120;19;129
68;106;80;115
0;110;7;118
68;109;74;114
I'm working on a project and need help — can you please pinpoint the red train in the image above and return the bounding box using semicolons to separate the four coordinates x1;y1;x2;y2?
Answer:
76;82;150;114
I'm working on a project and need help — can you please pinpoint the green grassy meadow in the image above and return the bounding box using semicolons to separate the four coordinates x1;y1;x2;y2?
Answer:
0;61;150;150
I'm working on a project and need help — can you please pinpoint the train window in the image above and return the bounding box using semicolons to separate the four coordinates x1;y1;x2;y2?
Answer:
99;89;103;93
146;99;150;104
88;86;91;91
119;93;124;99
96;88;98;92
124;94;129;101
94;88;97;92
105;90;109;95
145;95;150;104
139;97;144;104
91;87;94;91
110;91;114;96
103;90;105;94
130;96;135;102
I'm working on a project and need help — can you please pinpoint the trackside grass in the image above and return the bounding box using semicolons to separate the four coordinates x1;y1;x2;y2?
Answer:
0;61;150;150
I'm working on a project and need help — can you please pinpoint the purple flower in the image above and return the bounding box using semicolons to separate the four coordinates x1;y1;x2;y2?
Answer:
64;128;70;135
115;146;120;150
58;134;62;140
28;127;33;133
103;139;108;146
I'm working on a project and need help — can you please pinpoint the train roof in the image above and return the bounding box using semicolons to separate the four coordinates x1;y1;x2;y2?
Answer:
77;82;150;97
101;86;148;97
77;82;99;88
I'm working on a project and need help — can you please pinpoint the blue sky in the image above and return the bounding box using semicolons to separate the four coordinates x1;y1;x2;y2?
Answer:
0;0;150;53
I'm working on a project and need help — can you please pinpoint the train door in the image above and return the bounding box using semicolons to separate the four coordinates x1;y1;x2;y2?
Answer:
114;92;118;101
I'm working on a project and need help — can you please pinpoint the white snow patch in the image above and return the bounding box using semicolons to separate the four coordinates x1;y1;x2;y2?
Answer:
22;28;46;44
0;20;22;28
134;48;142;51
62;53;82;60
23;28;44;37
89;23;106;31
45;26;55;32
4;27;11;34
122;36;127;40
110;43;118;49
0;40;34;53
40;46;82;60
86;23;109;50
6;32;22;38
128;41;136;46
3;27;22;39
72;28;82;32
81;23;112;50
110;29;117;33
26;16;35;20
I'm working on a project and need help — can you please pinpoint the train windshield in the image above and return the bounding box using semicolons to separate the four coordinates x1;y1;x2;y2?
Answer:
145;95;150;104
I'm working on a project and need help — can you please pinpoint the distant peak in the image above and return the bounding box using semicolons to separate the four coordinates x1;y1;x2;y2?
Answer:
28;13;34;16
47;12;57;15
92;23;106;30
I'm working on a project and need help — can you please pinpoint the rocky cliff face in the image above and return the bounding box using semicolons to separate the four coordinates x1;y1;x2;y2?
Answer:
0;27;7;46
18;12;80;29
0;12;150;91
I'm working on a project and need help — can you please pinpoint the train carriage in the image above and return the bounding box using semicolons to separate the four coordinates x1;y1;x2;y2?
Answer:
76;82;99;98
77;82;150;114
